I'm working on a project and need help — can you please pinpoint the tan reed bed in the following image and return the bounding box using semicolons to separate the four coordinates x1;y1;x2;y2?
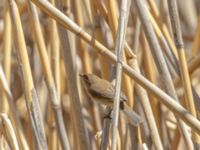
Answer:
1;0;200;149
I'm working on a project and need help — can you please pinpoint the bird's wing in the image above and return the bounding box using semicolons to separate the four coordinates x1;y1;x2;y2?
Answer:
89;81;128;101
89;82;114;99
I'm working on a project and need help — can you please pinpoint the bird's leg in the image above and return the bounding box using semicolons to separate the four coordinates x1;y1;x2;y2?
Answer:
103;107;113;119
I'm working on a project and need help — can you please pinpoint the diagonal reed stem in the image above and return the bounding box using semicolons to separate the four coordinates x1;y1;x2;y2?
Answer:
31;0;200;135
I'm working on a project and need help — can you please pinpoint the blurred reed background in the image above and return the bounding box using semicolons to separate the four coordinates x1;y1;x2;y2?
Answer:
0;0;200;149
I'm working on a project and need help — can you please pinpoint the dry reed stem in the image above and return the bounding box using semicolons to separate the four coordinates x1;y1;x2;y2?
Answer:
105;0;134;108
74;0;100;134
149;14;179;72
27;1;70;149
131;37;142;144
127;18;142;146
73;0;92;74
130;16;158;147
172;129;180;150
88;4;109;132
0;65;25;149
191;16;200;56
50;0;60;99
130;55;162;149
17;0;28;15
141;32;162;137
149;12;200;116
47;102;58;150
188;54;200;74
8;0;47;149
111;1;131;149
100;107;112;150
167;0;200;146
90;0;111;80
147;0;178;59
49;1;61;149
174;53;200;87
151;15;180;73
0;113;19;150
134;0;193;148
56;1;90;150
1;0;12;113
95;0;136;108
31;0;200;135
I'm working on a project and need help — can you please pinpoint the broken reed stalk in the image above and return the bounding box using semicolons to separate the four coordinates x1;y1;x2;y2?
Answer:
133;0;193;149
8;0;47;149
56;1;90;150
167;0;200;147
31;0;200;134
111;0;131;149
27;1;70;149
0;113;19;150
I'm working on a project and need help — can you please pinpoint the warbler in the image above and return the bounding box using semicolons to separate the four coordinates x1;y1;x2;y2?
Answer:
79;74;143;126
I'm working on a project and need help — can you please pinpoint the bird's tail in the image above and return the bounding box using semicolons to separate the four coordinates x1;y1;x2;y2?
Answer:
121;103;143;126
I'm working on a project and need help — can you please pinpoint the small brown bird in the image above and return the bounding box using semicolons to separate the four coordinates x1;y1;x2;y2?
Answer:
79;74;143;126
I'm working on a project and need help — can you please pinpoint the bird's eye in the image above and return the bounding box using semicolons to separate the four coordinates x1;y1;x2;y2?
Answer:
83;75;89;81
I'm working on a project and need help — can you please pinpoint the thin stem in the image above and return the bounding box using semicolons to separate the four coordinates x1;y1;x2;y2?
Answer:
8;0;47;149
134;0;193;148
56;1;90;150
111;1;131;149
27;1;70;149
167;0;200;146
31;0;200;135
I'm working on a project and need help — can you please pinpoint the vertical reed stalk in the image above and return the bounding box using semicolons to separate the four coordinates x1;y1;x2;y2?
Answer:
31;0;200;135
134;0;193;149
8;0;47;149
111;1;131;149
56;1;90;149
167;0;200;147
27;1;71;149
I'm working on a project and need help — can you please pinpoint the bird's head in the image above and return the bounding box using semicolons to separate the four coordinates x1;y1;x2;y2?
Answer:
79;74;100;87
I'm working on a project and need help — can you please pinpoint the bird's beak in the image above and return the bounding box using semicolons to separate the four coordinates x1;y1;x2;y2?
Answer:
79;74;84;77
79;74;89;83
